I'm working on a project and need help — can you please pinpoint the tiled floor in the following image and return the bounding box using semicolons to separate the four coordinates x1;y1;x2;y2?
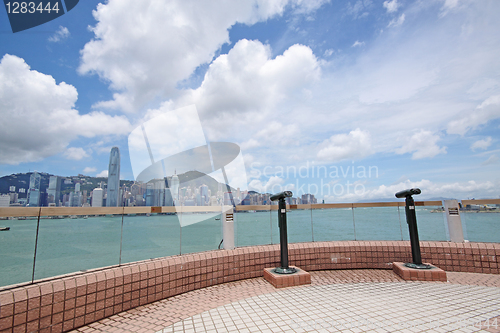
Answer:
73;270;500;333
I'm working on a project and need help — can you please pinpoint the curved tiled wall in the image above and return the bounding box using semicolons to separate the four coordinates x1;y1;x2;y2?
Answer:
0;241;499;333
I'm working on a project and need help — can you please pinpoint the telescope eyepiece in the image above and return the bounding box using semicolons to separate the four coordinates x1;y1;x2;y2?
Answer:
395;188;421;198
270;191;293;201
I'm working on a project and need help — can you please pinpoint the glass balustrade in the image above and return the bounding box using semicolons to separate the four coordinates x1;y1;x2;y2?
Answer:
0;200;497;288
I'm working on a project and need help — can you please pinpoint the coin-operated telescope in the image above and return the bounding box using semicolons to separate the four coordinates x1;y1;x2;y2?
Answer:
270;191;296;274
395;188;431;269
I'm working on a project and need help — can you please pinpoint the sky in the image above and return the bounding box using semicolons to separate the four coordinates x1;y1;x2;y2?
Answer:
0;0;499;202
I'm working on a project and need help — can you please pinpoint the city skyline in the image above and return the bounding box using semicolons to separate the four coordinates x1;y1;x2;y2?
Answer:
0;169;320;208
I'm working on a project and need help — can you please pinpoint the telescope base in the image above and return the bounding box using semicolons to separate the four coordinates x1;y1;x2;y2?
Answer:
404;263;433;269
274;267;297;274
264;266;311;288
393;262;447;282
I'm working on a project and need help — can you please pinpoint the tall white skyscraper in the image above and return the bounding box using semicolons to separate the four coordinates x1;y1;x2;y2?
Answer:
170;172;179;204
92;188;103;207
107;147;120;207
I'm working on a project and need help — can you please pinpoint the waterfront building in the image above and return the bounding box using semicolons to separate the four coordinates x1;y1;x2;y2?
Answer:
0;194;10;207
145;182;154;206
28;171;41;207
47;176;61;206
92;188;103;207
170;172;179;205
107;147;120;207
200;184;209;206
154;179;166;206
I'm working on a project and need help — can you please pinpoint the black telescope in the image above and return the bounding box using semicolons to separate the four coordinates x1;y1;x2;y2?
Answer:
395;188;431;269
271;191;296;274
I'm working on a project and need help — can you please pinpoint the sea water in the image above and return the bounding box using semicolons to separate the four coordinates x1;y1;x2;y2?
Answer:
0;207;498;287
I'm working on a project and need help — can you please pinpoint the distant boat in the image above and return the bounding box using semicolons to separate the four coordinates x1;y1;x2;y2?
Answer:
0;227;10;231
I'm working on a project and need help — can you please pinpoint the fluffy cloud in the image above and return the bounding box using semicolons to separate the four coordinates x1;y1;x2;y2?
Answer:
447;95;500;135
180;39;320;140
96;170;108;177
395;130;446;159
0;54;132;165
383;0;399;13
248;175;292;193
48;26;70;42
317;129;371;162
83;167;97;174
241;122;299;150
64;148;89;161
79;0;326;113
470;137;492;151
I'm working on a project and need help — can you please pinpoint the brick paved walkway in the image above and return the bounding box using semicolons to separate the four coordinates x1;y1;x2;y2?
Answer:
72;270;500;333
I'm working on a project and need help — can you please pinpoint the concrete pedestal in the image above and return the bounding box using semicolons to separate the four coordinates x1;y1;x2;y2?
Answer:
263;266;311;288
393;262;447;282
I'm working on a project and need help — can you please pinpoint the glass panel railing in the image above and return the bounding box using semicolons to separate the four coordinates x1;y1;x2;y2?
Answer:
461;211;499;243
33;214;122;280
180;212;222;254
287;208;313;243
311;208;356;241
120;213;181;264
234;210;273;247
352;206;403;241
0;200;497;288
412;206;448;241
0;217;38;286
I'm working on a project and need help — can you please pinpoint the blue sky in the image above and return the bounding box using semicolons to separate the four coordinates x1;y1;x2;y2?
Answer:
0;0;499;202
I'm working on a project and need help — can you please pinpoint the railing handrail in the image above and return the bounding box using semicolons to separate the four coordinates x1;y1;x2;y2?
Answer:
0;205;233;217
1;199;498;217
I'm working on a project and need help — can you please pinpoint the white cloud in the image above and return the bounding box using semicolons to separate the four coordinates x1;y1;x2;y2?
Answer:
326;178;498;202
48;26;70;42
83;167;97;174
180;39;320;140
388;13;405;28
395;130;446;159
317;129;371;162
383;0;399;13
0;54;132;165
447;95;500;135
96;170;108;178
248;175;289;193
470;137;492;151
241;121;300;150
352;40;365;47
324;49;334;57
64;148;89;161
78;0;326;113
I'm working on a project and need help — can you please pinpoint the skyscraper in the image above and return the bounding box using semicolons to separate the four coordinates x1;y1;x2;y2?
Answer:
107;147;120;207
47;176;61;206
92;188;103;207
170;172;179;205
28;171;41;207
